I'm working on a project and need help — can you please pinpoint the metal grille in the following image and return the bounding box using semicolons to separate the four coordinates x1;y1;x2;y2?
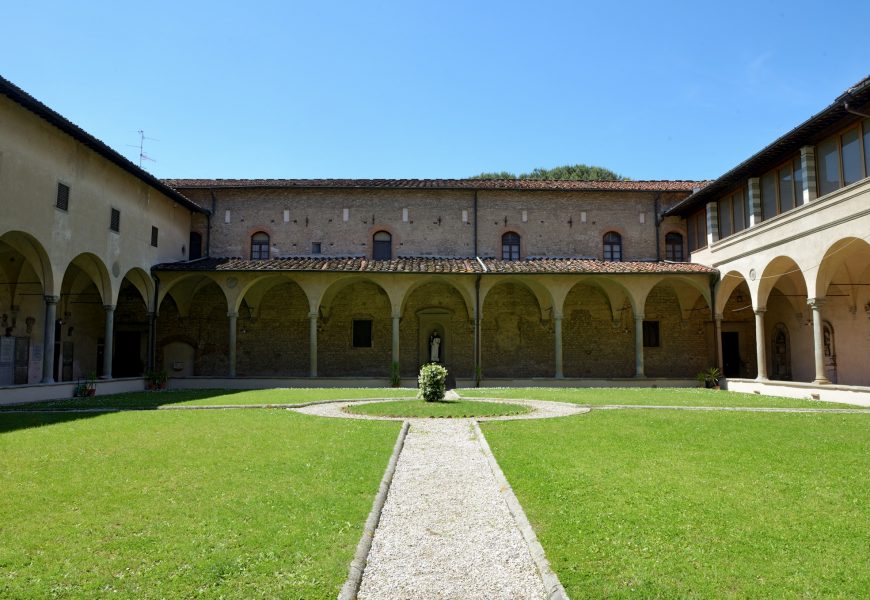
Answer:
110;208;120;232
56;183;70;210
151;226;159;247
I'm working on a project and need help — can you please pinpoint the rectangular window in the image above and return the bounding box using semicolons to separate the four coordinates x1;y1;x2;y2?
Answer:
352;319;372;348
56;183;70;211
817;136;840;196
841;127;862;186
732;189;746;232
642;321;660;348
793;157;804;205
688;208;706;251
863;119;870;178
311;242;322;254
150;226;158;247
718;196;732;238
778;165;795;213
110;208;120;232
761;172;777;220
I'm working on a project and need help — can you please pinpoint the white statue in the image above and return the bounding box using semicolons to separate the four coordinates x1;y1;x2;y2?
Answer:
429;332;441;363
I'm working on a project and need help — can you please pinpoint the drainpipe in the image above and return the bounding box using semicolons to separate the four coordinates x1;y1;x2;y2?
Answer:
472;190;478;256
207;189;217;258
654;193;661;261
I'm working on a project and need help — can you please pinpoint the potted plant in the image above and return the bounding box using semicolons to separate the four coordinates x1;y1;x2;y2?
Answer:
73;373;97;397
389;361;401;387
696;367;721;389
145;368;168;391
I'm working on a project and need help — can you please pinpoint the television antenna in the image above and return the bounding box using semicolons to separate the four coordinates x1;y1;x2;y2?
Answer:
126;130;159;168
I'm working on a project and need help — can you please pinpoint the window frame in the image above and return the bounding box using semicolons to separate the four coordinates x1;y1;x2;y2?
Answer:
816;119;870;197
372;231;392;260
760;155;802;221
56;182;70;211
150;226;159;248
664;232;684;261
603;231;622;261
352;319;373;348
250;232;270;260
109;208;121;233
642;320;660;348
501;231;521;260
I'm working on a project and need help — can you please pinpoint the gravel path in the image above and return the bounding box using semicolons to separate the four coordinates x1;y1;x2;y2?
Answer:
356;419;548;599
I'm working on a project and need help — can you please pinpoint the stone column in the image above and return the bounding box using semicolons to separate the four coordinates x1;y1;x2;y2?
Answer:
308;312;318;378
101;305;115;379
808;298;830;384
714;313;724;374
391;314;400;366
754;309;768;380
41;295;58;383
634;313;645;378
227;312;237;378
747;178;762;227
554;315;563;378
800;145;818;205
705;201;720;246
146;312;155;372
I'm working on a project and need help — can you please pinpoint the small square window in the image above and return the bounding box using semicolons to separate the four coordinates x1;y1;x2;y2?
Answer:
643;320;660;348
312;242;322;254
151;226;159;248
110;208;121;232
56;183;70;211
352;319;373;348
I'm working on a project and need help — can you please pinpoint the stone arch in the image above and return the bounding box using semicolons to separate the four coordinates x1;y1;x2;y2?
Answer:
562;280;633;377
399;277;473;320
717;272;756;378
112;274;152;377
318;276;394;319
814;237;870;301
642;279;711;377
118;267;154;310
157;273;228;318
319;278;392;377
481;280;553;378
480;277;554;320
61;253;112;307
235;278;310;377
0;230;56;296
156;278;229;376
756;255;809;311
399;280;474;377
233;274;314;317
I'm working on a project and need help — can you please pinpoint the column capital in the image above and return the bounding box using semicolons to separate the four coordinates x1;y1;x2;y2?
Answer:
807;297;826;309
227;311;238;318
634;313;645;321
103;304;115;312
308;311;318;319
714;313;724;321
44;295;59;304
753;308;766;315
553;313;563;321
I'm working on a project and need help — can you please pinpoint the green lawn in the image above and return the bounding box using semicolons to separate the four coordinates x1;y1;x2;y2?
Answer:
0;387;418;411
0;409;400;598
482;410;870;598
343;399;531;418
459;386;866;409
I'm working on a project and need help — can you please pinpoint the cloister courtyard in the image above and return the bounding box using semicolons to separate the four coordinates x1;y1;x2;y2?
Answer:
1;387;867;598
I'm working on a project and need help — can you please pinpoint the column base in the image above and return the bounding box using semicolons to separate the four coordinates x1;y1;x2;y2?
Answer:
813;378;831;385
755;376;769;382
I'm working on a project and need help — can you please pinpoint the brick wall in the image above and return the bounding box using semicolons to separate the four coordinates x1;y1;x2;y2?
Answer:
563;284;634;377
236;282;309;376
481;283;554;377
319;281;391;376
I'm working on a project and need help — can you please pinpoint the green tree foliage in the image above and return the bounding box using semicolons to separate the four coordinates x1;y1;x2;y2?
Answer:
470;163;628;181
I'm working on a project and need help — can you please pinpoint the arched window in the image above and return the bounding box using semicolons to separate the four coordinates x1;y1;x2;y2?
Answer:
502;232;520;260
603;232;622;261
251;232;270;260
373;231;392;260
665;232;684;261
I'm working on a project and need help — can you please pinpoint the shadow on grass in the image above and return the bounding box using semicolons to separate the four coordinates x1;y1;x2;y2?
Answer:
0;389;252;412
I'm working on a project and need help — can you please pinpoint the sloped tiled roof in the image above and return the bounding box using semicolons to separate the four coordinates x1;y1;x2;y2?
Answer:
164;178;708;192
153;256;715;275
0;76;205;214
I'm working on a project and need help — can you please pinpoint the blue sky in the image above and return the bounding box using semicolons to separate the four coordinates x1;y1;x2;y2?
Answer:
2;1;867;180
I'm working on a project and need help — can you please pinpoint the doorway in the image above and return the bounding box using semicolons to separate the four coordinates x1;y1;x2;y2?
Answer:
114;332;143;377
721;331;740;378
823;321;837;383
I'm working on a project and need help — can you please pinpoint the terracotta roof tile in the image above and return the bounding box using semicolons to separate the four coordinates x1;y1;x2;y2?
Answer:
163;178;708;193
153;256;716;275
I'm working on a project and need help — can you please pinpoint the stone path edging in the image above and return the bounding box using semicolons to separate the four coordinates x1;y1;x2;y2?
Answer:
472;420;568;600
339;420;410;600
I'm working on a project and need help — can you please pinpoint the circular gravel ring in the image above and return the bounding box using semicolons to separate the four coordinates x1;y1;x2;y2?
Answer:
343;399;533;419
293;397;590;421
